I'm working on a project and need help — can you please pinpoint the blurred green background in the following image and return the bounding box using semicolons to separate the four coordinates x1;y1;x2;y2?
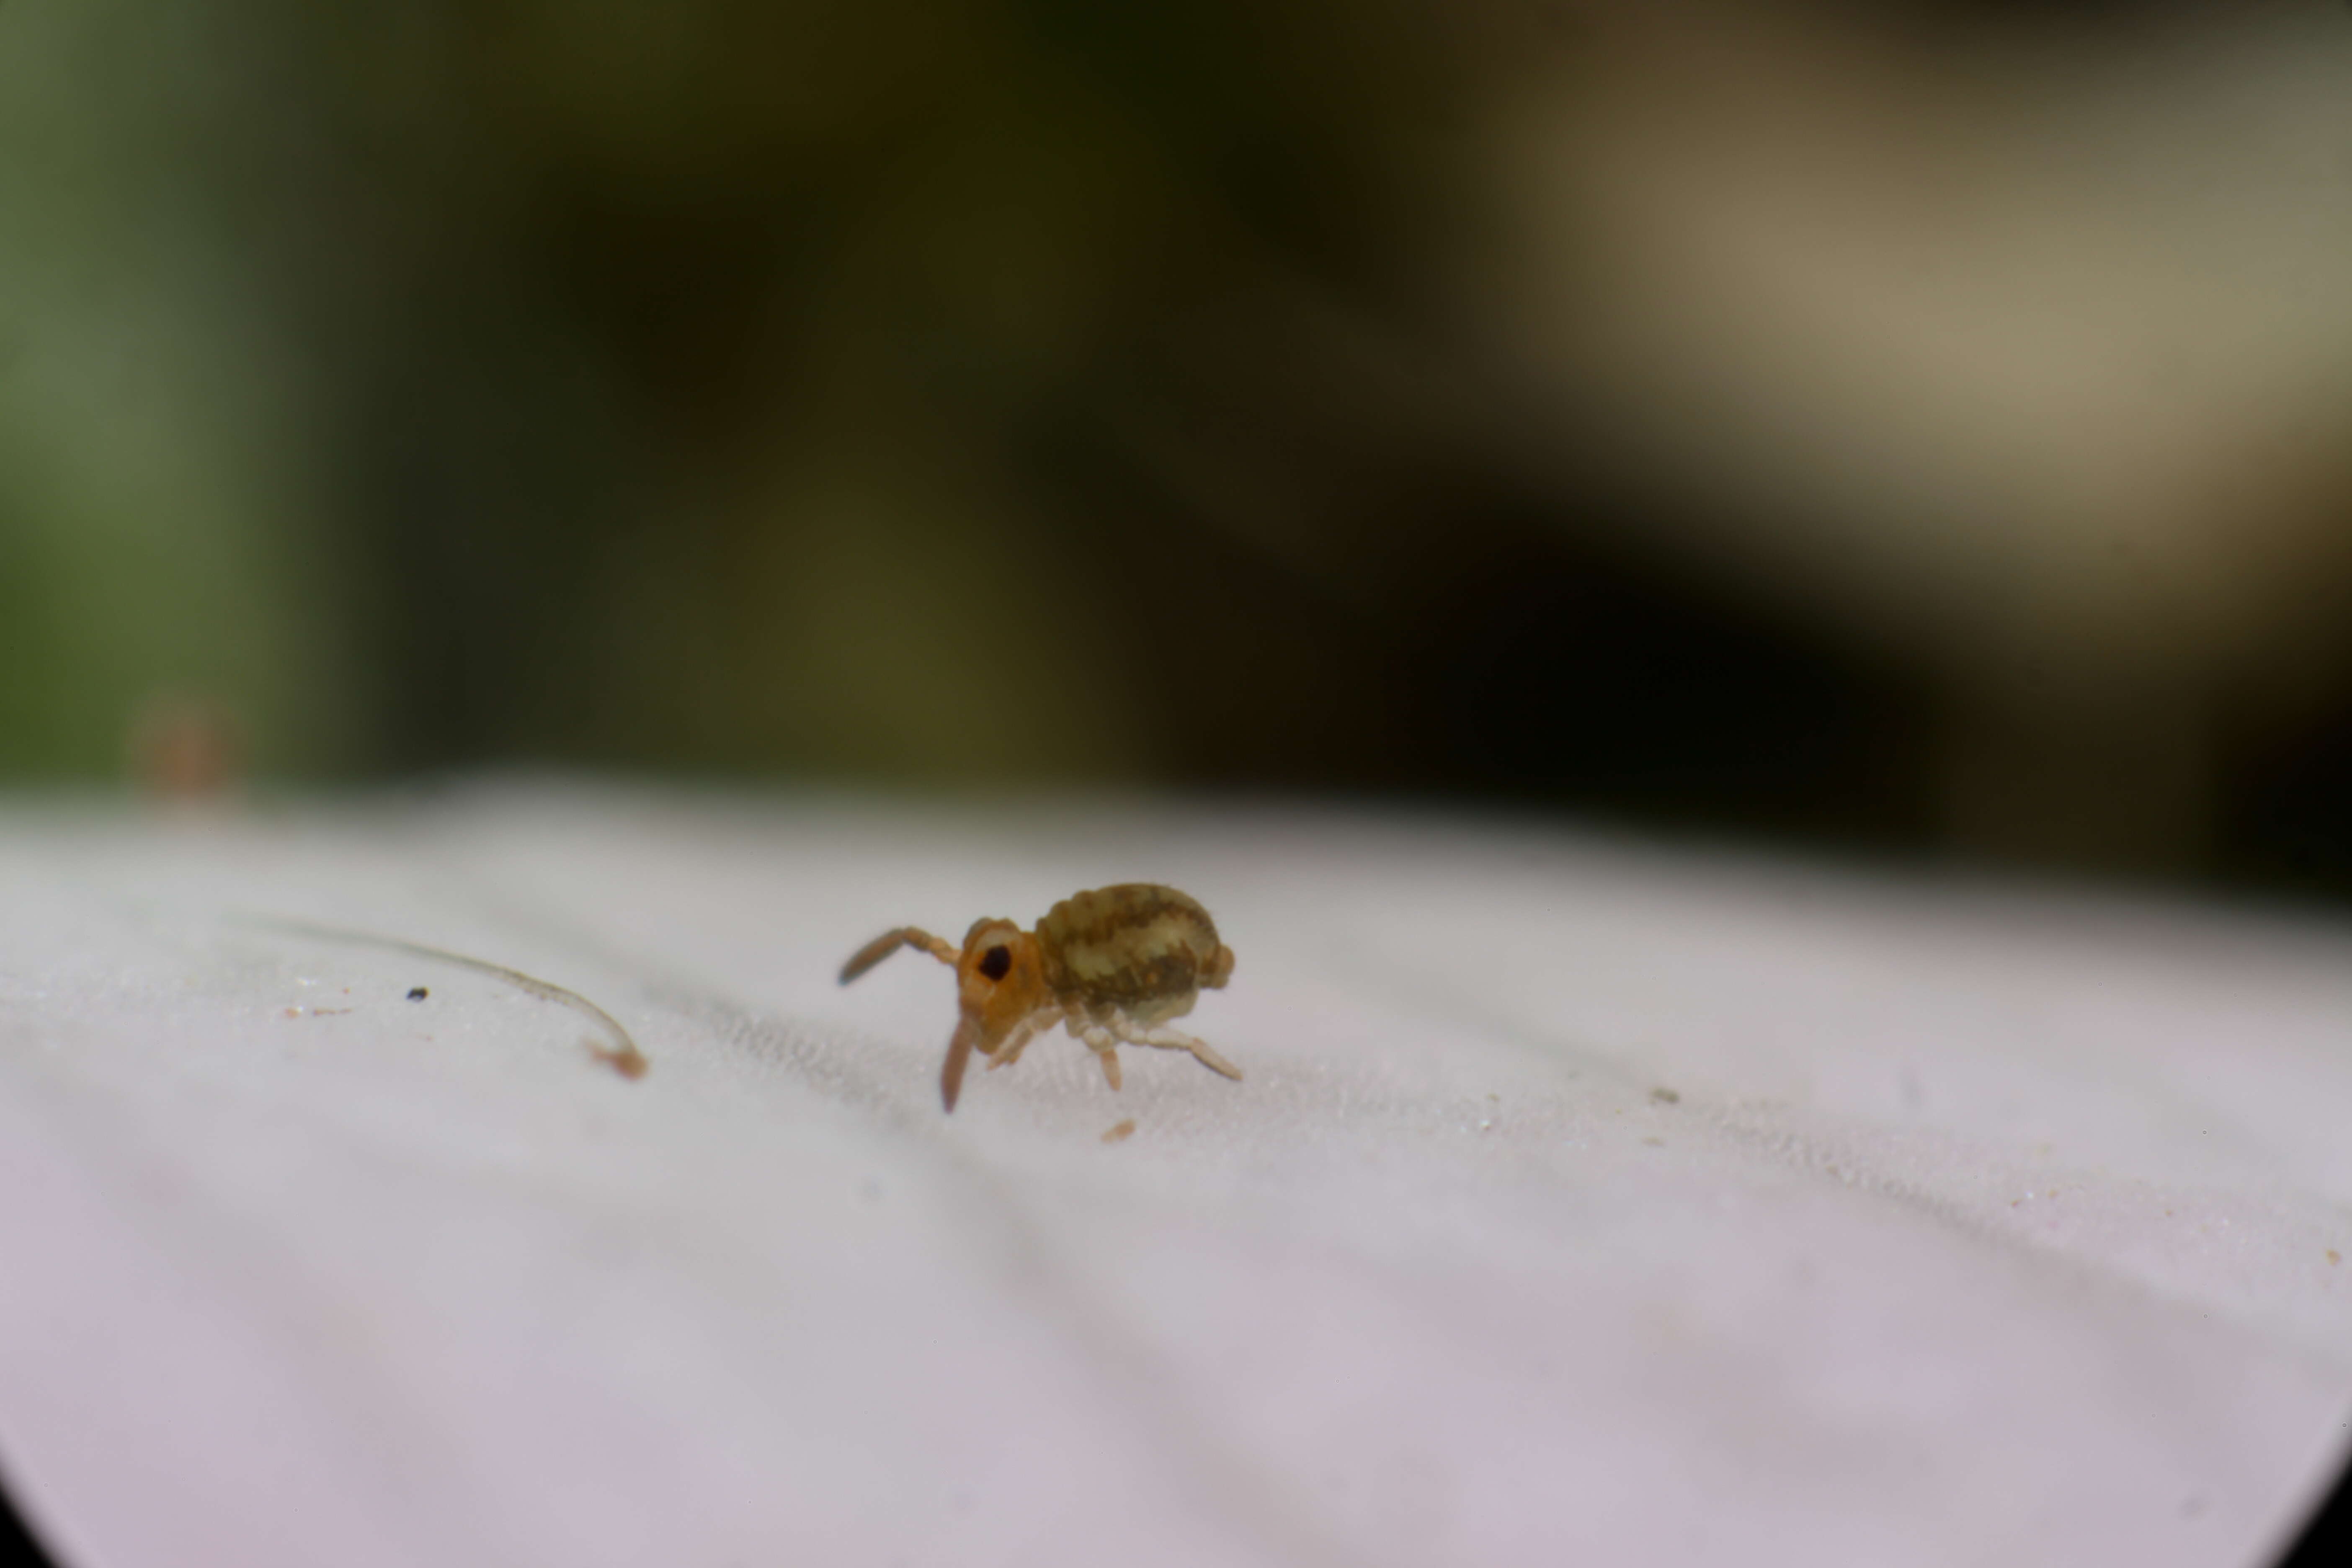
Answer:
7;0;2352;897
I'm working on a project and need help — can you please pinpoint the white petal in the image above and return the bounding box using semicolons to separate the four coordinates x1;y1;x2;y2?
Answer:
3;787;2346;1567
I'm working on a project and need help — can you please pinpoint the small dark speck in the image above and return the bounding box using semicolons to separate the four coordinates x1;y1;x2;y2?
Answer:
407;986;428;1001
860;1179;882;1202
1642;1136;1665;1147
1650;1087;1680;1104
2180;1496;2207;1519
2330;1250;2342;1265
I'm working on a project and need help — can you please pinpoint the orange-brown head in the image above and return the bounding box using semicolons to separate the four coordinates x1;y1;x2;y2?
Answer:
940;918;1050;1111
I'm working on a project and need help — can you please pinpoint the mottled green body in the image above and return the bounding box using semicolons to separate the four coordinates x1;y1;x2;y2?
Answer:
1037;883;1233;1021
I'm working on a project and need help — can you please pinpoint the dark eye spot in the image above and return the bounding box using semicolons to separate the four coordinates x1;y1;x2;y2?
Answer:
979;945;1012;981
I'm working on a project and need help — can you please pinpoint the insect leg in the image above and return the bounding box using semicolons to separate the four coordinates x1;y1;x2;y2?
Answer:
1121;1019;1244;1081
1063;1016;1122;1091
983;1006;1060;1072
840;927;958;984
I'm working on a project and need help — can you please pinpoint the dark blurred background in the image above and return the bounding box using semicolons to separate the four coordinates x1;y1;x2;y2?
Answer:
6;0;2352;897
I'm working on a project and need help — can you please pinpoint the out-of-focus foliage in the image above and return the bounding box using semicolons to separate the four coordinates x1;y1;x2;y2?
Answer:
8;0;2352;897
6;0;1459;786
0;0;363;776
